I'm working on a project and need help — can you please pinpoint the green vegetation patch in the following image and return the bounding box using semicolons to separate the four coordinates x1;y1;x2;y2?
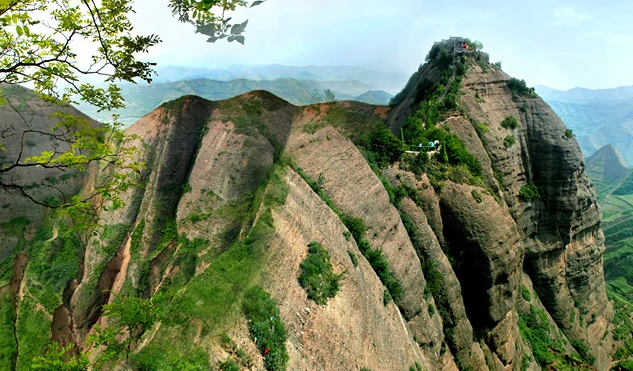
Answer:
347;250;358;267
401;105;482;183
130;344;210;371
520;285;532;301
507;78;537;98
130;218;145;254
159;236;209;292
340;215;405;305
362;125;407;167
162;211;270;329
501;116;519;129
263;166;290;207
30;341;89;371
298;241;344;305
612;172;633;196
518;304;591;369
474;122;489;137
519;183;541;202
611;294;633;361
29;221;83;313
564;129;573;140
219;359;240;371
503;135;516;148
383;289;392;306
154;164;288;358
570;339;595;365
614;360;633;370
0;291;17;371
0;217;32;237
15;296;51;371
242;286;289;371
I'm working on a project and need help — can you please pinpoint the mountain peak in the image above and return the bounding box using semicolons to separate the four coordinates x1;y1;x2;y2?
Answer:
588;143;628;169
586;144;629;188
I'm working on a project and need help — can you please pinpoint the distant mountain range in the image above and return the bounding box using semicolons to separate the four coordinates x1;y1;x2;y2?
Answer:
536;85;633;166
76;64;408;125
78;78;394;125
585;144;633;301
537;85;633;103
153;64;409;91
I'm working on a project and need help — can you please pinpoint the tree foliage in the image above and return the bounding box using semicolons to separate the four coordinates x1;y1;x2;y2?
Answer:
168;0;267;44
311;88;336;103
89;294;162;368
507;78;537;98
0;0;268;221
31;342;89;371
501;116;519;129
519;183;540;202
0;0;160;107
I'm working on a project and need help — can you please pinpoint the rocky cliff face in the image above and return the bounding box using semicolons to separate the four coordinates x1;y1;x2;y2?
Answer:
0;45;614;371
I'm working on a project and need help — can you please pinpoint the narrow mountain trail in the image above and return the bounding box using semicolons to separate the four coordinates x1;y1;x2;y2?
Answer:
424;56;457;125
43;222;59;245
438;63;457;103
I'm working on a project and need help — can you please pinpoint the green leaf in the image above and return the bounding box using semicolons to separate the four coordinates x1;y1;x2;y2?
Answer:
230;20;248;35
15;25;22;36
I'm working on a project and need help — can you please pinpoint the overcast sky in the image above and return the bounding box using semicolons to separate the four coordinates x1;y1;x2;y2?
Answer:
131;0;632;91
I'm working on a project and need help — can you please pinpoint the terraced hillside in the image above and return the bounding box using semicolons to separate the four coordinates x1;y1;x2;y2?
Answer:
586;145;633;302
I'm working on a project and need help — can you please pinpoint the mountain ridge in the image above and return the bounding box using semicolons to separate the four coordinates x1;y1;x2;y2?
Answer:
78;77;394;125
0;41;619;371
153;64;409;89
536;84;633;103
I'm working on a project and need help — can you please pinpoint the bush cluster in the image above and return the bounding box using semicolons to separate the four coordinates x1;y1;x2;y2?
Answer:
507;78;537;98
501;116;519;129
298;242;344;305
242;287;289;371
363;125;407;167
518;305;565;366
341;215;405;305
564;129;573;139
519;183;540;202
474;122;489;137
571;339;596;365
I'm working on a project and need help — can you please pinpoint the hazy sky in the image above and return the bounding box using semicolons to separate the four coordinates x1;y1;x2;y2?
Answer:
131;0;632;91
